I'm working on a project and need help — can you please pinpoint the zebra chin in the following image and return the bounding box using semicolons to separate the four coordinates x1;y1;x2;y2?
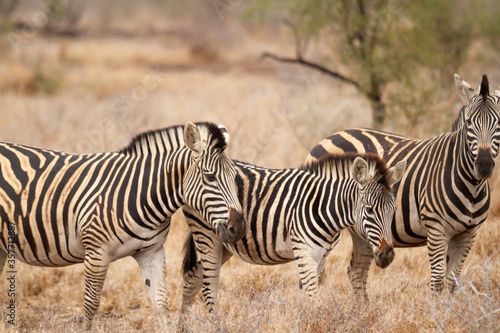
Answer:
216;208;245;244
374;239;395;269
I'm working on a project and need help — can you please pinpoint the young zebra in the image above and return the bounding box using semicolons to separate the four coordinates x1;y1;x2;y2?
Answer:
180;153;406;313
0;122;244;329
306;74;500;298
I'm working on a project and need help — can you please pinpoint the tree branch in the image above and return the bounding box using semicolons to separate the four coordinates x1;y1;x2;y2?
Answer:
282;19;307;59
261;52;360;89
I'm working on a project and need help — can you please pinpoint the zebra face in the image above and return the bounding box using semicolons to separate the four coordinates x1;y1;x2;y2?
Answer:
183;123;245;244
352;157;406;269
357;186;396;269
197;158;245;244
455;74;500;180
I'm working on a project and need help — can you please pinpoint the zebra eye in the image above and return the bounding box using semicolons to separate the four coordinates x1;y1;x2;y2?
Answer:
204;172;217;183
466;119;472;127
365;206;374;215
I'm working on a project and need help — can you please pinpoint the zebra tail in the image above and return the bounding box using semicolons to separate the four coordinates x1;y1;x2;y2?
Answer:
181;231;198;276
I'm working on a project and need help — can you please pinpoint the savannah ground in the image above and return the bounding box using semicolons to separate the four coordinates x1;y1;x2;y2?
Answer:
1;1;500;332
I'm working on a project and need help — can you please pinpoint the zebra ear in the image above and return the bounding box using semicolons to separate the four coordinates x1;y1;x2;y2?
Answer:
217;124;230;146
454;74;474;102
387;159;406;186
352;157;369;187
184;122;206;157
494;87;500;99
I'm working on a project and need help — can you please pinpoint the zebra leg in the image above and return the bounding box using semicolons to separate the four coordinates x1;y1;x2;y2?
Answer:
317;252;329;287
295;255;320;295
197;236;225;312
347;232;374;301
82;251;110;330
292;240;323;296
182;206;228;313
182;234;224;312
133;246;169;327
445;228;478;293
426;229;448;293
180;229;203;314
181;257;203;314
317;232;342;286
181;244;232;314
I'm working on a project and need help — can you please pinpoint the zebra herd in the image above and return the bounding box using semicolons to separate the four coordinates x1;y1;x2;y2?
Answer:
0;74;499;329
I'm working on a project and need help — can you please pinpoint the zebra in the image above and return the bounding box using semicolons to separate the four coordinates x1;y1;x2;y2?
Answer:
179;153;406;313
306;74;500;298
0;122;245;329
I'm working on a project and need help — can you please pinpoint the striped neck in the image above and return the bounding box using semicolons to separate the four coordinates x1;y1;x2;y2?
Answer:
452;127;488;189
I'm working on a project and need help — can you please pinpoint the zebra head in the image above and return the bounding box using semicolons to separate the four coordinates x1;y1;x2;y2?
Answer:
352;156;406;268
455;74;500;180
183;122;245;244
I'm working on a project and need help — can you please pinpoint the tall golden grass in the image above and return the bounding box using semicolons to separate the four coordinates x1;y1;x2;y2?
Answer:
1;9;500;332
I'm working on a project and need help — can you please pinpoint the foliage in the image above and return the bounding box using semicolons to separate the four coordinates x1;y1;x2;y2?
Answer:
246;0;499;130
32;67;64;95
46;0;84;26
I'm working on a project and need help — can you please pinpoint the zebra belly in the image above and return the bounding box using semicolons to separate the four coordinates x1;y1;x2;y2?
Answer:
0;225;85;267
108;228;169;262
225;232;295;265
0;215;85;267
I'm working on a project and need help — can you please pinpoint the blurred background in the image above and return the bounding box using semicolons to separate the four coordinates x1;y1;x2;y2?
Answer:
1;1;500;331
3;0;500;206
2;0;499;167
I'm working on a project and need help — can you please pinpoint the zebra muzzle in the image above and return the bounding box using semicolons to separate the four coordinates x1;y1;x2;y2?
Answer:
374;239;395;269
217;208;245;244
475;148;495;179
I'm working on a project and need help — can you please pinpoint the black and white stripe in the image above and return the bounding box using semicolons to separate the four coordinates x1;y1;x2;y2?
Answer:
180;153;405;312
0;122;244;329
306;74;500;298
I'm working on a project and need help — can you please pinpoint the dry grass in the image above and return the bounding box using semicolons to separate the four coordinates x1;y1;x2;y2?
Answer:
2;218;500;332
1;4;500;332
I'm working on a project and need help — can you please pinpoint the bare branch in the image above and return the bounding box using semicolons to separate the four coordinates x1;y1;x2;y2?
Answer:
282;19;303;59
261;52;360;89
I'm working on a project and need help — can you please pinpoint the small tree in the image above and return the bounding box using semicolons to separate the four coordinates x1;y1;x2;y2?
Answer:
249;0;483;129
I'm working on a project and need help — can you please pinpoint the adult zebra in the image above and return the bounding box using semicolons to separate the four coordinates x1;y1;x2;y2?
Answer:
306;74;500;298
0;122;244;329
180;153;406;313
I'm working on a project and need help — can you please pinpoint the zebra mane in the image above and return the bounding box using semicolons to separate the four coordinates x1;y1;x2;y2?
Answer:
451;105;467;132
480;74;489;98
302;153;391;189
118;122;228;156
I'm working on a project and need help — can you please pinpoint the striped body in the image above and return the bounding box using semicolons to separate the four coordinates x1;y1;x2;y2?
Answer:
0;122;243;329
0;143;172;266
306;75;500;297
310;129;489;246
180;154;405;312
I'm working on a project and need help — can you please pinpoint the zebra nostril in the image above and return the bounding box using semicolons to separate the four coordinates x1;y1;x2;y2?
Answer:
227;225;236;237
217;224;227;241
221;208;246;244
